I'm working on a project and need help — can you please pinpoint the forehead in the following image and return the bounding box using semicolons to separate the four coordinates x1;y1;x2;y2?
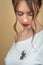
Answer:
16;1;30;12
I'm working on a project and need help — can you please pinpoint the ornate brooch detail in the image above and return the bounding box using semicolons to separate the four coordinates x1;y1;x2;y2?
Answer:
20;50;26;60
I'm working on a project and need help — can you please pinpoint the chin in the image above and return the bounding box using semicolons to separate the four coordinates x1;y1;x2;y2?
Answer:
23;26;31;30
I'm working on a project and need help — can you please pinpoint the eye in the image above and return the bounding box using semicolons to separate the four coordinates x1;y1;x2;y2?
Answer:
27;12;33;16
16;11;24;16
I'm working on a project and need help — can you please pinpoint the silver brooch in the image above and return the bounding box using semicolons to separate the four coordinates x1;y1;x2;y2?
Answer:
20;50;26;60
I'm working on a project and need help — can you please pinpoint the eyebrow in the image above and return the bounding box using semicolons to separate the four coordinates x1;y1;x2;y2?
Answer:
16;10;23;13
16;10;32;13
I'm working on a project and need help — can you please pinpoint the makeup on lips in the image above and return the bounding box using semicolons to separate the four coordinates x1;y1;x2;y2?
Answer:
22;23;30;27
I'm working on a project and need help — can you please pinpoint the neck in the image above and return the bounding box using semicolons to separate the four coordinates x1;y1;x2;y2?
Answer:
22;28;32;36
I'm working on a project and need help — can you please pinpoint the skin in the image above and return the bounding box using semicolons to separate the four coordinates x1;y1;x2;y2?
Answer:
16;1;33;30
15;1;43;42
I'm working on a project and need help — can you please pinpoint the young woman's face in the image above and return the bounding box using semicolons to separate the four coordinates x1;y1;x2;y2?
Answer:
16;1;33;29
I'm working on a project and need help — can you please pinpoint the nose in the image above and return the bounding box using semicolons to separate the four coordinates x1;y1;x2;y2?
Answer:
23;14;28;22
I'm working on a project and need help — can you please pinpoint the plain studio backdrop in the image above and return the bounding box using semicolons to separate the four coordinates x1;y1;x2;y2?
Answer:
0;0;43;65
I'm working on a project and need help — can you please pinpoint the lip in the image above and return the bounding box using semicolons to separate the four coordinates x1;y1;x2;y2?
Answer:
22;23;30;27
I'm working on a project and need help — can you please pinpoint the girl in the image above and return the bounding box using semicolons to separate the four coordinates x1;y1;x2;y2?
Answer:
5;0;43;65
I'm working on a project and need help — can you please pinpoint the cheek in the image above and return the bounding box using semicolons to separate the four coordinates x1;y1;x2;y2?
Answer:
28;16;32;23
16;16;23;23
16;15;33;24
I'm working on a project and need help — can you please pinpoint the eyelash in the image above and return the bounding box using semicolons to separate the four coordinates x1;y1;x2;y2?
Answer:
17;12;23;16
27;13;33;16
17;12;33;16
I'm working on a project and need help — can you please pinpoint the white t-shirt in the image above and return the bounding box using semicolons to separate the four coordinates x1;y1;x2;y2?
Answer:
4;30;43;65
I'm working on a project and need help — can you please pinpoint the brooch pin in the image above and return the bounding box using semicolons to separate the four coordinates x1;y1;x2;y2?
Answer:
20;50;26;60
